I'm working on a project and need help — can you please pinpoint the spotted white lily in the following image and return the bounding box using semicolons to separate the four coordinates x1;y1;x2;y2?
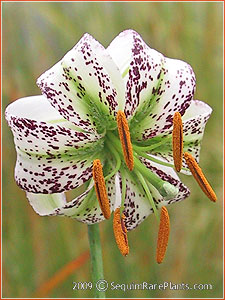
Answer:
5;30;215;260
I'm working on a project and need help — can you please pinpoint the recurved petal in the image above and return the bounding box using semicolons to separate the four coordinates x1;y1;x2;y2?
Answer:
15;147;95;194
146;100;212;174
55;175;117;224
37;33;125;133
26;175;117;224
108;30;164;119
141;156;190;205
5;95;102;156
118;170;154;231
120;157;189;231
26;192;67;216
133;56;196;140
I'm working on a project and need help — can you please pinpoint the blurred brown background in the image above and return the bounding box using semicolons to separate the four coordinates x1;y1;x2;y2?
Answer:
2;2;223;298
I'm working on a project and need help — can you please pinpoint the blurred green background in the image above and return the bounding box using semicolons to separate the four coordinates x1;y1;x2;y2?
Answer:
2;2;223;298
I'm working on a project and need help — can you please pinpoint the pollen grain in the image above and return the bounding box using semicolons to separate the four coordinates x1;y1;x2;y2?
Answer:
117;110;134;171
172;111;183;172
92;159;111;219
113;208;129;256
184;152;217;202
156;206;170;264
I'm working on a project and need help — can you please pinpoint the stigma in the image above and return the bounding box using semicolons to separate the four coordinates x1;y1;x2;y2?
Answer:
92;159;111;219
117;110;134;171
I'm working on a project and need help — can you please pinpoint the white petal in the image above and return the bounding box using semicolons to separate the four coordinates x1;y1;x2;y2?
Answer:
59;175;117;224
119;170;153;231
147;100;212;174
15;147;95;193
133;56;196;140
5;95;101;156
109;30;196;140
108;29;164;118
141;156;190;205
26;192;67;216
119;158;189;231
37;33;125;132
27;175;118;224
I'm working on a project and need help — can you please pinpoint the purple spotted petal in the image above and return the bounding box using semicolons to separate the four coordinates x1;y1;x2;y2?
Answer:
108;29;164;118
134;56;196;140
27;175;117;224
118;170;153;231
37;33;125;132
56;175;117;224
5;95;102;156
108;30;196;139
26;192;67;216
15;147;95;194
141;156;190;205
149;100;212;174
121;158;189;231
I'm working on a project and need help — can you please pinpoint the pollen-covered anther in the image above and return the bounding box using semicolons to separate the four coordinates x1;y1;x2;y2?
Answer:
172;111;183;172
92;159;111;219
113;208;129;256
184;152;217;202
117;110;134;171
156;206;170;264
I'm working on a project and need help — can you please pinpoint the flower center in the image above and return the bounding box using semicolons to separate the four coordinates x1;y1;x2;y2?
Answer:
91;110;217;260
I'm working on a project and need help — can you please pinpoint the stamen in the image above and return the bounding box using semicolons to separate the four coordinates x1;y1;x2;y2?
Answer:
113;208;129;256
172;112;183;172
184;152;217;202
92;159;111;219
156;206;170;264
117;110;134;171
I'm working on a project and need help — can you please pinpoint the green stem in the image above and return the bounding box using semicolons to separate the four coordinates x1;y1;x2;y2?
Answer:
88;224;105;298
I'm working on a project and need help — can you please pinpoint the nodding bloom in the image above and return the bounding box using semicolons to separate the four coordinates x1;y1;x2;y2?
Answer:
5;30;216;261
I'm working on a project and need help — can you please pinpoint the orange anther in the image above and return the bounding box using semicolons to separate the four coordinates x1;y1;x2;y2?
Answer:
93;159;111;219
156;206;170;264
113;208;129;256
184;152;217;202
117;110;134;171
172;112;183;172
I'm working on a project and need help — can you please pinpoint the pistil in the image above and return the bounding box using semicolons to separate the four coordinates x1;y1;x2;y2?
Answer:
156;206;170;264
92;159;111;219
184;152;217;202
172;112;183;172
117;110;134;171
113;208;129;256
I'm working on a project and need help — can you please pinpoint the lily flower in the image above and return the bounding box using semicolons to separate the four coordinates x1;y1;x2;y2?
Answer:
5;30;216;261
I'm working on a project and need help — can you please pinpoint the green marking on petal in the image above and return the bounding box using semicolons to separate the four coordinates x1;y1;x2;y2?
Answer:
136;171;159;221
129;66;165;135
122;66;130;78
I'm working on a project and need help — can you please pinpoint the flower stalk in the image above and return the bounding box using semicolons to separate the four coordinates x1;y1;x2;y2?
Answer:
88;224;106;298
